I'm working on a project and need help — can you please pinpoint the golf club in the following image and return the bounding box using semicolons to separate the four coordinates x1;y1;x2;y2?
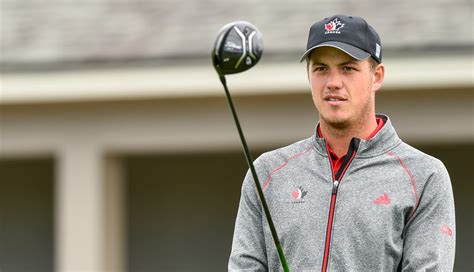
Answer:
212;21;289;271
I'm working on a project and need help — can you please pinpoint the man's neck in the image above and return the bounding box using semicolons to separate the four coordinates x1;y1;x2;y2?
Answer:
320;116;378;157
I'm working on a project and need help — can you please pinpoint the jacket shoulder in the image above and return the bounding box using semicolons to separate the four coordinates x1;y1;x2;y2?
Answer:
393;142;446;169
388;142;450;187
254;137;314;173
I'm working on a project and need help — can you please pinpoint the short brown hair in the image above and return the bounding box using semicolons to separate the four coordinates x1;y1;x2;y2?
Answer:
368;57;379;71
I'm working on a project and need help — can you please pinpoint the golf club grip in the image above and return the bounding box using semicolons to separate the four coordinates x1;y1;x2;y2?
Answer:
220;76;290;272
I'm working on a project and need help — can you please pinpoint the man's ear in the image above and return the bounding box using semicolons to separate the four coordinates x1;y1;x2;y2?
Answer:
372;63;385;92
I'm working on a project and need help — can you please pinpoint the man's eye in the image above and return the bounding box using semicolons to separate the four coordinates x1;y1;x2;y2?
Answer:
343;66;355;71
313;67;327;72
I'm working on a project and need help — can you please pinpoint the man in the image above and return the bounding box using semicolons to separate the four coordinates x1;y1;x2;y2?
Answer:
229;15;455;271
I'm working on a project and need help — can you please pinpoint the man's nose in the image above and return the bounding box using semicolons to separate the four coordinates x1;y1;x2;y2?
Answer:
326;70;343;90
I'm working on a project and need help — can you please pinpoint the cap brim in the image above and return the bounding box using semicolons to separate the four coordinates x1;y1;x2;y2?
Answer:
299;41;371;62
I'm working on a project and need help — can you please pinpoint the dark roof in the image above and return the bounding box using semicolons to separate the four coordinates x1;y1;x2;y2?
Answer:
1;0;472;70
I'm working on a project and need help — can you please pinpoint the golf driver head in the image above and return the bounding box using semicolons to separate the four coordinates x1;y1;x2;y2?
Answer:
212;21;263;76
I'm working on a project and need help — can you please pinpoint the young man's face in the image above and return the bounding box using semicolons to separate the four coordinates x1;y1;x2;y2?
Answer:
307;47;384;129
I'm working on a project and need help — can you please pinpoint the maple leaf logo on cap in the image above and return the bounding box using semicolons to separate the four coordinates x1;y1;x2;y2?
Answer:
324;18;345;34
291;186;308;200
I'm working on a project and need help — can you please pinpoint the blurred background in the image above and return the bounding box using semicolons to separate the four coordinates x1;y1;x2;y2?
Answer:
0;0;472;271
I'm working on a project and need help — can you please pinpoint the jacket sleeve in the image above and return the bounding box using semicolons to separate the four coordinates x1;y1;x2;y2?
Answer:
228;167;268;272
401;161;456;271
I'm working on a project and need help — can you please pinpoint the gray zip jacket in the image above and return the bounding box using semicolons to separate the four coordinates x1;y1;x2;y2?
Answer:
229;115;455;271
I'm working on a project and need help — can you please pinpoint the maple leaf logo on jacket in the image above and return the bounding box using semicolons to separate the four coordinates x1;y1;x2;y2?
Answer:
291;186;308;200
325;18;345;34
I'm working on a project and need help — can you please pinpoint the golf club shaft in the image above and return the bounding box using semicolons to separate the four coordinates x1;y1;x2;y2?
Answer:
220;75;289;272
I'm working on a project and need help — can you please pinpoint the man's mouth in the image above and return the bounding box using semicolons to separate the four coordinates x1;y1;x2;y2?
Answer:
324;95;348;105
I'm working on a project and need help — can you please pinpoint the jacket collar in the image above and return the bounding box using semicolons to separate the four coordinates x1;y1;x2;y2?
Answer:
312;114;402;158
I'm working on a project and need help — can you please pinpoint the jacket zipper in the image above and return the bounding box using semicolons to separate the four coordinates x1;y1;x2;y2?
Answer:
321;140;358;272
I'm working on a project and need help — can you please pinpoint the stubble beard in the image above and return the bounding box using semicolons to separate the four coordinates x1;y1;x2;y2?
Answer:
319;91;375;136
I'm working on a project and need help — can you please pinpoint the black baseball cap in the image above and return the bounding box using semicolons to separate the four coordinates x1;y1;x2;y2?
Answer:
300;15;382;63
